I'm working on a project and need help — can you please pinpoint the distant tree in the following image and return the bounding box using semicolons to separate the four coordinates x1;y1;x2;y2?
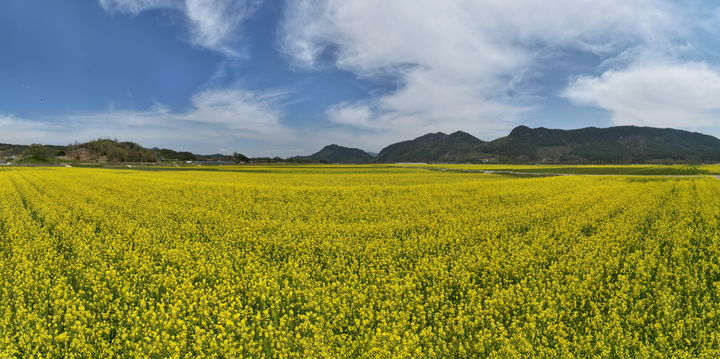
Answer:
177;152;197;161
250;157;271;163
24;144;48;161
108;147;129;162
233;152;249;162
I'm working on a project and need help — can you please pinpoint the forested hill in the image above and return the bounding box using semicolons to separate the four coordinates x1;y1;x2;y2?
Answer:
373;131;485;163
291;144;374;163
1;139;302;163
0;139;198;162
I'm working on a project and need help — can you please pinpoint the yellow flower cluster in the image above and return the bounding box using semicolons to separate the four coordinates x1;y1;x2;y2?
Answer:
0;166;719;357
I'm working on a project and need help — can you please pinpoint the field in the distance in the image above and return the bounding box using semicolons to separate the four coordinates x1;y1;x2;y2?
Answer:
388;163;720;176
111;163;720;176
1;165;720;357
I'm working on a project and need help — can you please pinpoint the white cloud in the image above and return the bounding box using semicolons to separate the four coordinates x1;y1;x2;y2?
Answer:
564;62;720;129
0;115;59;145
326;69;524;141
326;103;373;129
0;89;296;156
184;89;289;136
99;0;262;56
98;0;181;13
280;0;681;141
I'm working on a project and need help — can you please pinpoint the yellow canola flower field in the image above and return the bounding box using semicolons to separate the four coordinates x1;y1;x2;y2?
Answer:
1;166;720;357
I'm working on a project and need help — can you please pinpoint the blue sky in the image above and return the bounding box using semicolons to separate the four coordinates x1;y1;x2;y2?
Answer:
2;0;720;156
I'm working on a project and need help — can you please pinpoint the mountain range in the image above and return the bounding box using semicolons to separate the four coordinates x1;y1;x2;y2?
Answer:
309;125;720;164
3;125;720;164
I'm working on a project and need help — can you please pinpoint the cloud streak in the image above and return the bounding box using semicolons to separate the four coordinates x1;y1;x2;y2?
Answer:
0;88;297;156
99;0;263;56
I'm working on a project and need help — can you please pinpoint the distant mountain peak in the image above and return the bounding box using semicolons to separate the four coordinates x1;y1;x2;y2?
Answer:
509;125;531;136
296;144;372;163
374;130;484;163
415;132;448;141
449;130;472;136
